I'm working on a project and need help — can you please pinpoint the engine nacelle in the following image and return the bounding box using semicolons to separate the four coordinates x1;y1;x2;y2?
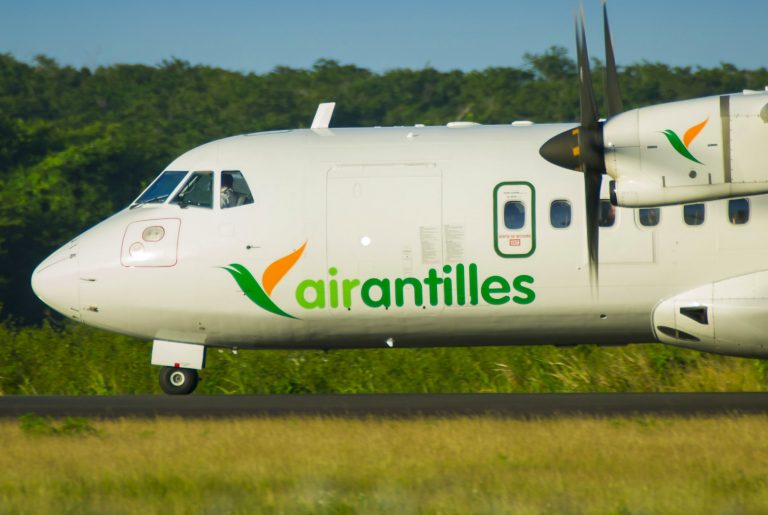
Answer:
604;91;768;207
653;271;768;358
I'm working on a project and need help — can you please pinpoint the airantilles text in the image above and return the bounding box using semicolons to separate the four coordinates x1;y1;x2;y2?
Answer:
295;263;535;309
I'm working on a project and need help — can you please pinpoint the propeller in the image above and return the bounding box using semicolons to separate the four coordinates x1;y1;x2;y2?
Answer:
603;2;623;116
539;3;623;288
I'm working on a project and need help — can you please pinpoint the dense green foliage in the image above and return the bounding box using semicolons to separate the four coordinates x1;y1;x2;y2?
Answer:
0;323;765;394
2;49;768;322
1;51;767;394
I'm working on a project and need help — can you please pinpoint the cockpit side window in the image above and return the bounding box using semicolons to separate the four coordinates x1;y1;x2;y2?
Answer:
220;170;254;209
171;171;214;209
132;171;187;207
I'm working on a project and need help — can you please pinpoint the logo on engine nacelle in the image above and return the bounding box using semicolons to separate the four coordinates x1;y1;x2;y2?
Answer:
661;118;709;165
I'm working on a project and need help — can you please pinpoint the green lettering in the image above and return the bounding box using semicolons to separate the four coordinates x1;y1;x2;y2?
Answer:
481;275;510;305
455;263;466;306
296;279;325;309
296;266;532;311
328;267;339;308
423;269;443;306
469;263;479;305
442;265;453;306
361;278;391;308
512;275;536;305
395;277;423;307
342;279;361;309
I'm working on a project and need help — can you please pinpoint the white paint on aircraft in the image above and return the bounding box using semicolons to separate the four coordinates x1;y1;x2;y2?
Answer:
29;7;768;394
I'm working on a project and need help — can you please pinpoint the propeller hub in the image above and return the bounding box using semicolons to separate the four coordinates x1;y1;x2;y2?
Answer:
539;124;606;173
539;127;581;171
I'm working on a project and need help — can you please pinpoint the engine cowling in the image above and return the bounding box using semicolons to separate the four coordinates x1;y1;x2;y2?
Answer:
605;91;768;207
653;271;768;358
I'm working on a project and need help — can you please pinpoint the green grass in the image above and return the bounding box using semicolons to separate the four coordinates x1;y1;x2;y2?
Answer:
1;415;767;513
0;322;766;395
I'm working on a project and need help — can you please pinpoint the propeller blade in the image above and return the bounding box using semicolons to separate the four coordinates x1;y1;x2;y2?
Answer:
576;10;604;173
585;170;602;287
576;10;599;134
576;8;604;287
542;8;615;289
603;2;623;117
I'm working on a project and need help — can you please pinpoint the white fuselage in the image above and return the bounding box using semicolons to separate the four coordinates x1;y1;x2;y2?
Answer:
31;123;768;357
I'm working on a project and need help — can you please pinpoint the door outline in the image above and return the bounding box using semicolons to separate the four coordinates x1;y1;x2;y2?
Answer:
493;181;536;258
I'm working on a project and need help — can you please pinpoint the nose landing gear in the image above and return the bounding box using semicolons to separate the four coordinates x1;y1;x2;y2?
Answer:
159;367;199;395
151;339;206;395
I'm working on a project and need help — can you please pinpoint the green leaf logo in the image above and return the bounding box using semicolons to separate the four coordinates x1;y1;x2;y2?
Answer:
222;242;307;319
661;118;708;164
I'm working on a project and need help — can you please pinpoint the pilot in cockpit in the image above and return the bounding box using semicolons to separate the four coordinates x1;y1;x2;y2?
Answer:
220;173;236;209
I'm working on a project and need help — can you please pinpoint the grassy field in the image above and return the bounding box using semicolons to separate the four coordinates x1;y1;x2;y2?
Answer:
1;323;767;395
0;415;767;513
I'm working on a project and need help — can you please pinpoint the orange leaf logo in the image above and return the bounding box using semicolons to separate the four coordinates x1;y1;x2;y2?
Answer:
221;242;307;319
683;118;708;148
262;242;307;295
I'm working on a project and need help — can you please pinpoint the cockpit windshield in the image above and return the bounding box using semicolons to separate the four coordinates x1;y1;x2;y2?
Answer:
131;171;188;208
171;171;214;208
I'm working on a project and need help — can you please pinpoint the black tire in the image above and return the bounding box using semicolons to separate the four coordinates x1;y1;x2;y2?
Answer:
159;367;199;395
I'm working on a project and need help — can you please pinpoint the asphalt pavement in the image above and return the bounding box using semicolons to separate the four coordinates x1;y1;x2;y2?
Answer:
0;393;766;418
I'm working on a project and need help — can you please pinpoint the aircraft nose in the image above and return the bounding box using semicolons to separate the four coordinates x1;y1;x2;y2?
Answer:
31;241;80;319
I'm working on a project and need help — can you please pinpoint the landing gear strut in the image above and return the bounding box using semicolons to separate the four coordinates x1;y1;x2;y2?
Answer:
159;367;199;395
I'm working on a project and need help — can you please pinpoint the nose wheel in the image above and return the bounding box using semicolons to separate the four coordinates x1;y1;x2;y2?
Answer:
159;367;199;395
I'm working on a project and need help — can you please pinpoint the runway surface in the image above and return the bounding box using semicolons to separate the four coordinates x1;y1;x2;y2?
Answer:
0;393;767;418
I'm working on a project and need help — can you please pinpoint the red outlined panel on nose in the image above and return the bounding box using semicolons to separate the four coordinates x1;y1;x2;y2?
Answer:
121;218;181;267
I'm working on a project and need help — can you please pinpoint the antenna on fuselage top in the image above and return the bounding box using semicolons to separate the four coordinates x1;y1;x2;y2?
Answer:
311;102;336;129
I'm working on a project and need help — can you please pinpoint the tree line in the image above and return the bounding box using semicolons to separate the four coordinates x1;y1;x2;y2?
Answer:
1;48;766;323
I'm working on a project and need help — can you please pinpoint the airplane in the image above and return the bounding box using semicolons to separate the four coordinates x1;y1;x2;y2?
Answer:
31;6;768;394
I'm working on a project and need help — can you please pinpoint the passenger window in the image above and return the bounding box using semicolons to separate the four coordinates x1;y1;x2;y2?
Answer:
598;200;615;227
550;200;571;228
684;203;705;225
220;170;254;209
171;171;213;209
504;201;525;230
728;198;749;225
639;207;660;227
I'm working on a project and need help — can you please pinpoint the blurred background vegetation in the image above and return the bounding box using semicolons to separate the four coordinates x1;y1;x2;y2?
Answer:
1;49;767;393
1;323;766;394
